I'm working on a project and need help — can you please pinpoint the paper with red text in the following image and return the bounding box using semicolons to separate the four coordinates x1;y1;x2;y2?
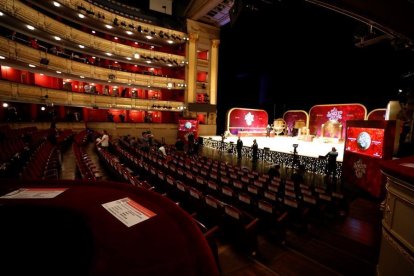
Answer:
102;197;156;227
0;188;68;199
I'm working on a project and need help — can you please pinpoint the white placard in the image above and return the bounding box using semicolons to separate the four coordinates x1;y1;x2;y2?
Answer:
102;197;156;227
400;163;414;168
0;188;68;199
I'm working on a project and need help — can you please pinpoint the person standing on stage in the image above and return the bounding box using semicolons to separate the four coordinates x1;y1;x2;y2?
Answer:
236;136;243;159
220;133;226;151
252;139;258;162
325;147;338;178
266;124;272;137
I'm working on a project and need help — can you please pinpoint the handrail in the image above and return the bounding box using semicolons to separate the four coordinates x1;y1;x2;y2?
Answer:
0;80;185;111
0;36;185;89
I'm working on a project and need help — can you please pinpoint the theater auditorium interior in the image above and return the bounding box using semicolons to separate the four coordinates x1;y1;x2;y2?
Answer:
0;0;414;275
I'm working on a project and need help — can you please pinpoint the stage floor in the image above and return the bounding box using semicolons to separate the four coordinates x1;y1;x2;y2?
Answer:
202;135;344;162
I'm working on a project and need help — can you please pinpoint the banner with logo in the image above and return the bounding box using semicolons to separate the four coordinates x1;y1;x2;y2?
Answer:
177;119;199;142
309;104;367;138
226;108;268;135
342;120;395;198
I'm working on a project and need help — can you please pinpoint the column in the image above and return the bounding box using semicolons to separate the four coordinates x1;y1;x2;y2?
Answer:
58;106;66;121
186;33;198;104
209;39;220;105
30;104;37;121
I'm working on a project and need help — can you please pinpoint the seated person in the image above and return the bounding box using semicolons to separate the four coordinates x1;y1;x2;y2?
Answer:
292;164;306;184
175;138;185;151
267;164;281;179
158;143;167;157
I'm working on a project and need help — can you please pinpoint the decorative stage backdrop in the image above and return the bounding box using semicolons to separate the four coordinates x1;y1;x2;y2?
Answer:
367;109;386;120
309;104;367;138
283;110;309;136
227;108;268;135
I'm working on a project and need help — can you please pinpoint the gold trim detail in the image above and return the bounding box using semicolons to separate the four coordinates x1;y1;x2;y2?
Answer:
189;33;199;43
211;39;220;48
382;228;414;265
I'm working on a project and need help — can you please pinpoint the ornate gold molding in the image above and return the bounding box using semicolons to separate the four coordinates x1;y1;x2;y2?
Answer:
211;39;220;48
189;33;199;43
382;228;414;265
187;19;220;38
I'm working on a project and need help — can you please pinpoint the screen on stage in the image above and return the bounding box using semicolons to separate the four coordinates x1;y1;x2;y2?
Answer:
345;127;385;158
178;119;198;132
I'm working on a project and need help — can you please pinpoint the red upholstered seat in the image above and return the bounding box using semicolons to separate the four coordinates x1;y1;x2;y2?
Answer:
0;180;219;276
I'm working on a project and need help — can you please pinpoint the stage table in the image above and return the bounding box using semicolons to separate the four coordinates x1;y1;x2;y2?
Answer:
0;180;218;276
238;130;275;137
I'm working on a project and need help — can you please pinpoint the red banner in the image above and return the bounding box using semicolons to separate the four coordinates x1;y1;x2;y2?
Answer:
309;104;366;138
227;108;268;135
342;154;385;198
367;109;386;120
178;119;198;141
343;120;396;198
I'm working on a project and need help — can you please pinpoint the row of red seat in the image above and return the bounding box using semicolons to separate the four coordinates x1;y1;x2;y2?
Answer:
96;145;153;190
20;141;60;180
114;142;260;253
118;139;348;239
72;130;100;180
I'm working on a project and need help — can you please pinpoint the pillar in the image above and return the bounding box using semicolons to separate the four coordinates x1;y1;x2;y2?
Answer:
186;33;198;104
209;39;220;105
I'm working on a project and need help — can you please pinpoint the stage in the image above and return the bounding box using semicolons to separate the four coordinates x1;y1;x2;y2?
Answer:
201;135;344;162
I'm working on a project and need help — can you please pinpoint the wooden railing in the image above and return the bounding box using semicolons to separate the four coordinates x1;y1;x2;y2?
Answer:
0;36;185;89
0;0;186;64
65;0;186;39
0;80;184;111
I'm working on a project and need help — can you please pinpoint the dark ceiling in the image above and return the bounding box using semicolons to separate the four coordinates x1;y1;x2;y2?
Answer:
114;0;414;127
307;0;414;42
216;0;414;130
